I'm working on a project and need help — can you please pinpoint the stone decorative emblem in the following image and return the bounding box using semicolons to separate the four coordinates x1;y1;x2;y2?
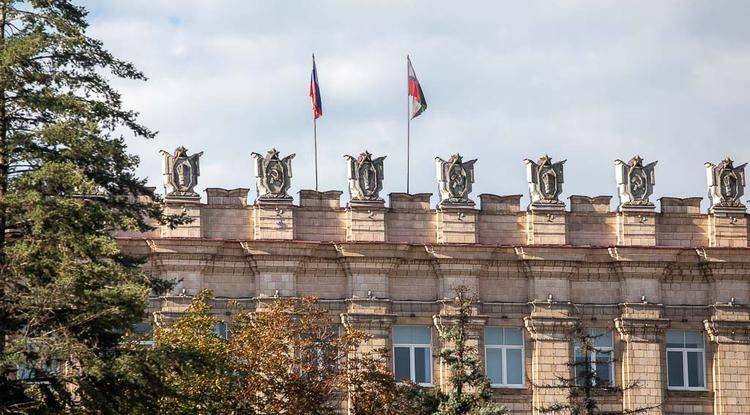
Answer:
345;151;386;202
615;155;657;208
159;146;203;200
705;157;746;210
435;153;477;207
524;155;566;206
251;148;295;201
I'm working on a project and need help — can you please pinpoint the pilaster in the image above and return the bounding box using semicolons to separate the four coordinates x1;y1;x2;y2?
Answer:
708;207;748;248
524;301;578;415
615;303;670;414
346;202;386;242
435;206;477;244
432;308;488;389
161;201;202;238
341;299;397;355
617;205;656;246
526;204;567;245
253;200;294;240
703;304;750;415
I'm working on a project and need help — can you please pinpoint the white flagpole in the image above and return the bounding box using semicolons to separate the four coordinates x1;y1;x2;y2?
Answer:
407;55;411;194
314;116;318;191
313;54;319;191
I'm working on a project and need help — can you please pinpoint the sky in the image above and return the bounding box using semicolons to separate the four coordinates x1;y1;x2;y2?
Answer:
82;0;750;209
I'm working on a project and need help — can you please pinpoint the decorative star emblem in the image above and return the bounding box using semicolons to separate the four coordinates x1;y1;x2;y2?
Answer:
361;150;372;160
723;156;734;168
539;154;552;165
267;148;280;159
631;155;643;166
450;153;463;163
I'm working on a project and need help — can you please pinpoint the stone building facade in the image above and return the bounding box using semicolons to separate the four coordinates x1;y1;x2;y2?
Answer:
118;149;750;415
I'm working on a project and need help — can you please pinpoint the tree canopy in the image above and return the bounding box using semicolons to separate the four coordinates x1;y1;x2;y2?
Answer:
0;1;184;412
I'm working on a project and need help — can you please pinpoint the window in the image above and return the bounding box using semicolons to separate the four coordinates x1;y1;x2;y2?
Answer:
393;326;432;385
132;322;155;346
213;321;230;340
666;330;706;390
17;359;60;383
574;328;614;387
485;327;525;387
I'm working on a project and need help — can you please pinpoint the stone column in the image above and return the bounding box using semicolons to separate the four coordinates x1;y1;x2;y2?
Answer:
524;302;578;415
703;304;750;415
614;303;670;414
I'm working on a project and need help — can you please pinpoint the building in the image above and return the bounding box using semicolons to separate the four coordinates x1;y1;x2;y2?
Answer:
118;147;750;415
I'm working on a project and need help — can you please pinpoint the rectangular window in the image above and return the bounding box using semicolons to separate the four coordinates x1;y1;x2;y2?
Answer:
393;326;432;386
213;321;230;340
574;328;614;387
485;327;525;387
666;330;706;390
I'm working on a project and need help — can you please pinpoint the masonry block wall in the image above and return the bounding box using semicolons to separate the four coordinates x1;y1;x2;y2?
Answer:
118;189;750;248
117;187;750;415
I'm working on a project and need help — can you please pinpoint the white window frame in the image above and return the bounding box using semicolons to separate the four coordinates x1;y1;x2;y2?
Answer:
666;330;707;391
574;331;614;387
484;328;525;388
213;321;230;340
393;326;433;387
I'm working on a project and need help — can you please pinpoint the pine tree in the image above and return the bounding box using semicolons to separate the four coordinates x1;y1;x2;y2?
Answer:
531;322;661;415
434;286;507;415
0;1;184;412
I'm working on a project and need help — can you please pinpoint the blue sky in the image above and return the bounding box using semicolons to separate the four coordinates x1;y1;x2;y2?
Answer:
82;1;750;209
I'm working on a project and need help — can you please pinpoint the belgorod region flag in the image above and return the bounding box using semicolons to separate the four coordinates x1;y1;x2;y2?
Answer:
407;56;427;119
310;55;322;119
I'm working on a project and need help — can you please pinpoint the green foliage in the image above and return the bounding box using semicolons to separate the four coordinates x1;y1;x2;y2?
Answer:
0;1;186;412
433;286;507;415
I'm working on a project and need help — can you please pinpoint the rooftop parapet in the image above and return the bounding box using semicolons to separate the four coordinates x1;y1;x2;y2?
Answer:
659;197;702;214
569;195;612;213
479;194;522;213
205;188;249;206
298;190;343;208
388;192;432;210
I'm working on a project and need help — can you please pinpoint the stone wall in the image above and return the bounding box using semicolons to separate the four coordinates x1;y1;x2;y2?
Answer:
120;232;750;415
124;189;750;249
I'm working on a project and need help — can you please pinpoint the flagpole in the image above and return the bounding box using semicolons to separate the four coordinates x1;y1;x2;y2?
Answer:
314;116;318;191
406;55;411;194
312;53;319;192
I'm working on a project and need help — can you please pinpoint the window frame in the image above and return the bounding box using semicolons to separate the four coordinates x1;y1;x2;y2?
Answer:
484;327;525;388
666;330;707;391
574;329;615;387
392;325;433;387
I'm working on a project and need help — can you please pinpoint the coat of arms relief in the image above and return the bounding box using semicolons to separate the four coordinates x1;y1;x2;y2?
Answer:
706;157;746;211
615;155;657;209
435;154;477;207
524;155;566;207
251;148;295;202
345;151;386;203
160;146;203;200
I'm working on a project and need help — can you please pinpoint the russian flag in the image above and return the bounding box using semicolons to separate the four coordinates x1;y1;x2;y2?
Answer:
310;55;323;119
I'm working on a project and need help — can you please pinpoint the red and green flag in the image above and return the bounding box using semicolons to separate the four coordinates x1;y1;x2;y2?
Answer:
407;56;427;119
